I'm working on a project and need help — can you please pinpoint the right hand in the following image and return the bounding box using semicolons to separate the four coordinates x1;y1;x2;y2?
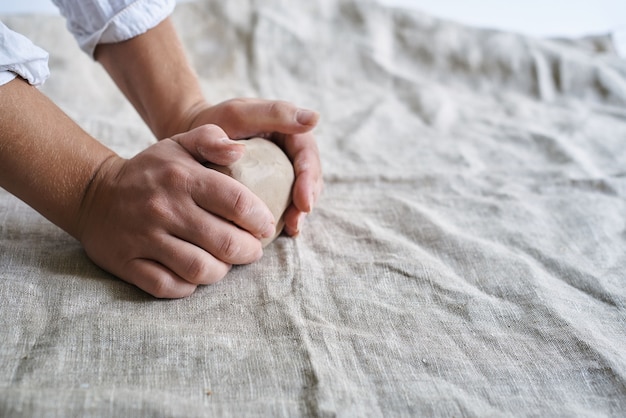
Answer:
76;124;276;298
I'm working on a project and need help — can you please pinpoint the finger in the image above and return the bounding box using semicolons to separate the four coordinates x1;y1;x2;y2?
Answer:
172;205;264;265
170;124;245;165
273;132;323;213
148;234;233;285
191;169;276;239
215;98;320;139
123;258;198;299
283;205;305;237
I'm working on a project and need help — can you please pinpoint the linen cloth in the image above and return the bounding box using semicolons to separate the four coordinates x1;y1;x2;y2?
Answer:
1;1;625;416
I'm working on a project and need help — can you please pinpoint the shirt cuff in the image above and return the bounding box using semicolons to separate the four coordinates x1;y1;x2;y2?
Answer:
0;71;17;87
0;21;50;86
54;0;176;58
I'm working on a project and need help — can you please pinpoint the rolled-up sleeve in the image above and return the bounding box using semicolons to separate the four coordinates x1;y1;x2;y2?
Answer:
51;0;176;57
0;21;50;87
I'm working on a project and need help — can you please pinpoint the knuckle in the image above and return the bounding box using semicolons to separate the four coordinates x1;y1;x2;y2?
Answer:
184;256;211;284
222;99;247;122
144;195;172;222
217;234;241;262
149;276;176;299
192;124;212;138
230;188;254;219
224;98;247;109
195;123;221;138
150;275;196;299
267;100;295;120
159;161;193;193
162;160;189;181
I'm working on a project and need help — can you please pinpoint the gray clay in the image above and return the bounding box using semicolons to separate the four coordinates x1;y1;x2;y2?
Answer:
206;137;295;247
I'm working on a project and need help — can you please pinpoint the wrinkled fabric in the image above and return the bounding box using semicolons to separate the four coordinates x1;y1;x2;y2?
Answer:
1;1;625;416
52;0;175;56
0;21;48;86
0;0;173;86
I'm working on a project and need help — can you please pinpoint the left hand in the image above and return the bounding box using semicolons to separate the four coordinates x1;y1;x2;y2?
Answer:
182;98;323;237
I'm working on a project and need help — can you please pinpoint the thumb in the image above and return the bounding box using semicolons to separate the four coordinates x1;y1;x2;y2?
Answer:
169;124;244;165
212;99;320;139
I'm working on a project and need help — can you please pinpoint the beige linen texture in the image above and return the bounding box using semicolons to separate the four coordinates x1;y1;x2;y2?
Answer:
1;1;625;416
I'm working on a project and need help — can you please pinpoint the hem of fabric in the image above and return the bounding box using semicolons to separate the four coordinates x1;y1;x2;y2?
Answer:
0;71;17;87
81;0;176;58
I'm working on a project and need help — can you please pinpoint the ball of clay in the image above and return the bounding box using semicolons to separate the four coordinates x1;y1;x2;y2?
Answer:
206;137;295;247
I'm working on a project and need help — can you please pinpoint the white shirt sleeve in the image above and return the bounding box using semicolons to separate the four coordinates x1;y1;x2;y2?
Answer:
51;0;176;58
0;21;50;87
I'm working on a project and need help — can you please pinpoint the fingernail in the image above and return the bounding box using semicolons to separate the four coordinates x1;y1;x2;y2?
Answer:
307;191;315;213
264;229;275;240
296;109;318;126
263;222;276;239
296;213;306;232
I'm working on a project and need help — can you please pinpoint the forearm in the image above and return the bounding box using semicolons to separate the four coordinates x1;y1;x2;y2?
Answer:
0;78;116;239
93;16;323;239
95;18;207;139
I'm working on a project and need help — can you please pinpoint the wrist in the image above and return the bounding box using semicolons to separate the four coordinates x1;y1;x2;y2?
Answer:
96;18;211;140
75;154;124;242
0;78;120;241
156;97;211;139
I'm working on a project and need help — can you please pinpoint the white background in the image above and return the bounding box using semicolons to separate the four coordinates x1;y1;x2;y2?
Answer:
2;0;625;42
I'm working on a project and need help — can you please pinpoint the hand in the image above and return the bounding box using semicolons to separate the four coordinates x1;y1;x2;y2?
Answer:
95;20;322;236
183;98;323;236
76;125;276;298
